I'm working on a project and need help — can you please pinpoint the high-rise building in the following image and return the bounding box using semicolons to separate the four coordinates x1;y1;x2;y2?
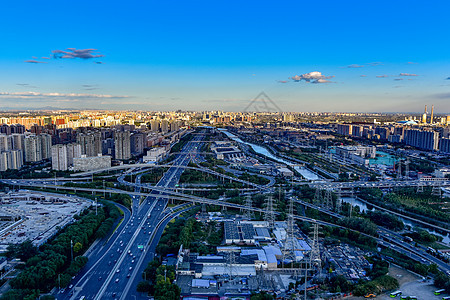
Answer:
11;134;25;151
114;131;131;160
170;121;180;132
40;134;52;159
439;138;450;153
130;132;145;155
404;129;439;151
51;144;68;171
0;135;12;152
150;119;159;132
51;143;81;170
337;124;352;136
9;150;23;170
161;119;169;133
0;150;23;171
77;131;102;156
24;135;42;162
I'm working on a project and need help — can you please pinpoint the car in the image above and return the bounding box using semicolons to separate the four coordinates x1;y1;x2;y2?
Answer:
132;260;135;263
112;292;117;297
127;273;131;278
115;278;119;283
98;276;102;281
116;269;120;273
68;284;73;289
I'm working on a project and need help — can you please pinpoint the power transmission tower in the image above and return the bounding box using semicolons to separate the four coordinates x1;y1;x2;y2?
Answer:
265;195;276;229
335;196;342;213
397;159;402;180
324;189;333;210
227;251;236;280
303;222;321;300
282;197;297;268
416;181;424;193
244;195;253;220
309;223;321;269
405;158;410;179
431;183;442;198
313;188;322;206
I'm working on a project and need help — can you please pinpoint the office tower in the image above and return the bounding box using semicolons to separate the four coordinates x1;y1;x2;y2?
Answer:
130;132;145;155
404;129;439;151
160;119;169;133
430;105;434;124
447;115;450;126
114;131;131;160
150;119;159;132
77;132;102;156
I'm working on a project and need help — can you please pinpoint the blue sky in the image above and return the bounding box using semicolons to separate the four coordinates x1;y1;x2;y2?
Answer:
1;0;449;112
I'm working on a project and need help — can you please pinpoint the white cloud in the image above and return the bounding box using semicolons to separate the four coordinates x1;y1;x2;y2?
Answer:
399;73;418;76
290;71;334;84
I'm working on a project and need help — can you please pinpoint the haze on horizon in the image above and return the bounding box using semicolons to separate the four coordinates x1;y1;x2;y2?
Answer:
1;0;449;113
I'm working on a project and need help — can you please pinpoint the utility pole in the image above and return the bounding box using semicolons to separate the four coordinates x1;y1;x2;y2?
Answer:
70;240;73;261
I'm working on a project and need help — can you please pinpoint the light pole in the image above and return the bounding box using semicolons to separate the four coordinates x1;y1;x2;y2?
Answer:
70;240;73;261
95;197;98;215
103;180;106;198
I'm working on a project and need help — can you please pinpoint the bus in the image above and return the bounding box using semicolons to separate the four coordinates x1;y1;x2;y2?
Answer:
435;289;446;295
390;291;402;297
442;296;450;300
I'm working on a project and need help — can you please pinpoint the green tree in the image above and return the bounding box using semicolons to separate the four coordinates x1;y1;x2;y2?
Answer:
154;282;181;300
73;242;83;254
137;281;151;293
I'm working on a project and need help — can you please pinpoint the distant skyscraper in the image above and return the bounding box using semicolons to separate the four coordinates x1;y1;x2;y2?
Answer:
114;131;131;160
150;119;159;132
161;119;169;133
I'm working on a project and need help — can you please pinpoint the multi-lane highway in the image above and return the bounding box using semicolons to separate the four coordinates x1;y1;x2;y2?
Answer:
53;132;204;299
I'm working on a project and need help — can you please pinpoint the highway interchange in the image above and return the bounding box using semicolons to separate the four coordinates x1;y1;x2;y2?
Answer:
1;131;450;298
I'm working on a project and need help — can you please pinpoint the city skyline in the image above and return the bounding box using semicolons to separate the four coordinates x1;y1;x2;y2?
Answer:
1;1;450;112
